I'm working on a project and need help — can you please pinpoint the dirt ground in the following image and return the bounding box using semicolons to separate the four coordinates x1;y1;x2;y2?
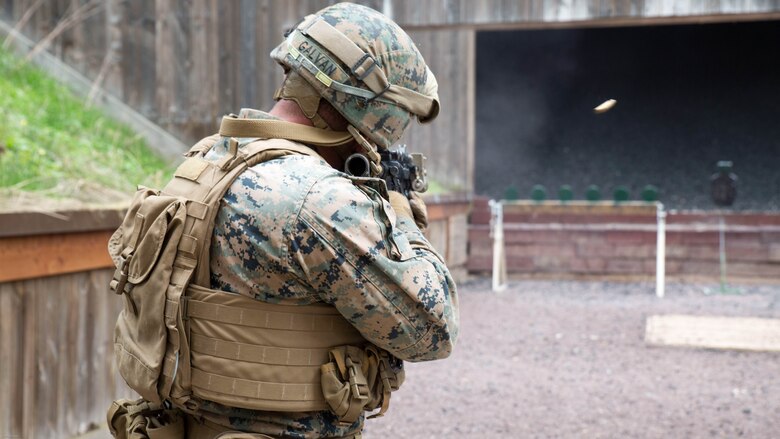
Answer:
364;279;780;438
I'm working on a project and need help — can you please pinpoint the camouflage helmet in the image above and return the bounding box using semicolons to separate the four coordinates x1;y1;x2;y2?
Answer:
270;2;440;150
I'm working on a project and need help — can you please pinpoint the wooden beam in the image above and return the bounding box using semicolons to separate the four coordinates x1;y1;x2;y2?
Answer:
399;12;780;31
0;231;115;283
501;200;658;216
425;200;471;222
645;315;780;352
0;206;127;238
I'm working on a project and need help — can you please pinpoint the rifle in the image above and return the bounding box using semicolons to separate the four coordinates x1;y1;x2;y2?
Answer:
344;145;428;197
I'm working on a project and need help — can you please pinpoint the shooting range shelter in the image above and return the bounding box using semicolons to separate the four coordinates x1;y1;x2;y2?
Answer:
476;20;780;211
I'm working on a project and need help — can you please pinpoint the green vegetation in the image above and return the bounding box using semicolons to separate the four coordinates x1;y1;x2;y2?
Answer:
0;47;171;200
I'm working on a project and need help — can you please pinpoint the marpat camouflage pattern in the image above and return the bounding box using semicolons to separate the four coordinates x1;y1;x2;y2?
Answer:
271;2;439;150
194;109;459;438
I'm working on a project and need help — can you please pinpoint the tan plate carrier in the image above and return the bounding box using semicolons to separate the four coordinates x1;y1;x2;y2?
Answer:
109;122;403;426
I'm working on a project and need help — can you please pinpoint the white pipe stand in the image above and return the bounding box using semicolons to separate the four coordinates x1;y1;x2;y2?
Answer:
489;200;507;292
656;203;667;298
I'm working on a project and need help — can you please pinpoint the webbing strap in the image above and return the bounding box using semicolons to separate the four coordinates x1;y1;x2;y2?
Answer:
301;17;389;95
190;333;330;366
191;368;321;402
187;298;353;332
291;18;439;119
219;117;353;148
239;137;325;167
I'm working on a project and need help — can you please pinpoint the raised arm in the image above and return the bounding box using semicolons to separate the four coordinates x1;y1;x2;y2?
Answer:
290;176;459;361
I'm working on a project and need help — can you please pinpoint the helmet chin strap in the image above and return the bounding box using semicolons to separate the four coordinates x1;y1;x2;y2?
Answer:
273;72;330;130
271;71;383;176
218;115;383;177
346;125;382;176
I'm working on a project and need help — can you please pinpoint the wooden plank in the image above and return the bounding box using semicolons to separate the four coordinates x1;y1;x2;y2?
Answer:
0;231;114;283
645;314;780;352
71;273;90;434
448;213;468;267
60;274;79;435
237;0;257;108
425;199;471;222
0;206;126;238
424;218;448;260
399;10;780;31
38;276;62;438
217;0;237;117
21;278;36;439
154;0;175;134
0;283;24;439
189;0;218;136
464;28;475;192
84;272;103;424
102;0;122;98
501;200;659;215
171;0;191;136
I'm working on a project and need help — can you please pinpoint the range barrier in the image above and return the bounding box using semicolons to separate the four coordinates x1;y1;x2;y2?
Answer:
487;200;665;295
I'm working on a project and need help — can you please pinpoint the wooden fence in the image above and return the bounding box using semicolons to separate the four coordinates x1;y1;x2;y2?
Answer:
0;208;132;439
468;197;780;281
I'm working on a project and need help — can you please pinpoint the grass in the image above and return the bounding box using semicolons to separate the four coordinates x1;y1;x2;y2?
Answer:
0;46;457;207
0;47;171;202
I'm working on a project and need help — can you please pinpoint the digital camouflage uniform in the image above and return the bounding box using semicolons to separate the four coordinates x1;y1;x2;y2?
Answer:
107;2;455;437
191;109;459;438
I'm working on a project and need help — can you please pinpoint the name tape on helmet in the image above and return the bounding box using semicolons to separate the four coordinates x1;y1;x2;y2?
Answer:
284;29;437;119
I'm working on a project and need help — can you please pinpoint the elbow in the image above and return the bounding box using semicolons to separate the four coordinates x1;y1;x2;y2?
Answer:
395;324;458;362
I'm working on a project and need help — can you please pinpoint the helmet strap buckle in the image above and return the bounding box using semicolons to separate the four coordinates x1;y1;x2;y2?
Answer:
364;83;391;104
351;52;378;81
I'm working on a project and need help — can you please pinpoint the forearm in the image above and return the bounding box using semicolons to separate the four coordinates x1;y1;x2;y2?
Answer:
336;249;458;362
295;216;459;361
294;180;459;361
390;249;459;361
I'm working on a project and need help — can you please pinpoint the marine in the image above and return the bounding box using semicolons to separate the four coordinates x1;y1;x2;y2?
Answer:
106;3;458;438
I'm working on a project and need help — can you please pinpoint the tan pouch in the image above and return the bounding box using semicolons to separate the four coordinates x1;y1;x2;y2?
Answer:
320;345;404;424
109;187;189;403
107;398;184;439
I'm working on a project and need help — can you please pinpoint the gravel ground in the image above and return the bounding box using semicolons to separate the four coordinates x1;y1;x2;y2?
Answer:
365;279;780;438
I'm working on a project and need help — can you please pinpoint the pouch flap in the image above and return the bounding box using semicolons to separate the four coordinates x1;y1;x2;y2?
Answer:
127;204;175;284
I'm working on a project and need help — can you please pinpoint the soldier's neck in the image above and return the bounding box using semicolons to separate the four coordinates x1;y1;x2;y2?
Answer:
268;100;350;170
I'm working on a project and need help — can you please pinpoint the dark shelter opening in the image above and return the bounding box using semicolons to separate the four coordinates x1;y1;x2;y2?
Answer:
476;21;780;211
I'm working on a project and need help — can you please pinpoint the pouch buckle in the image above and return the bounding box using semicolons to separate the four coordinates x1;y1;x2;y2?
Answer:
345;356;369;401
111;253;133;295
126;400;163;417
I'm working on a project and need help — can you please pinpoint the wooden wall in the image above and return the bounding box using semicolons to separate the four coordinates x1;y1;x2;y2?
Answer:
0;269;132;439
0;0;474;190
